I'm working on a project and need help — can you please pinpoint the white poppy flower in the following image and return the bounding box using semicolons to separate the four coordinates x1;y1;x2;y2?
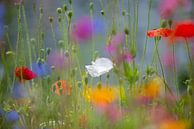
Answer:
85;57;113;77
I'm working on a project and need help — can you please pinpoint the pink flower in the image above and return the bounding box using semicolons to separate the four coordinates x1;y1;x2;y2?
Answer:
162;51;176;70
47;51;70;70
106;33;125;55
121;52;133;63
105;104;122;123
159;0;189;19
150;106;175;125
71;16;93;43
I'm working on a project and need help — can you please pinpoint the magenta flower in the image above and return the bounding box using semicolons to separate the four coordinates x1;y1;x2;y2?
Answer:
159;0;189;19
162;51;176;70
71;16;93;43
47;51;70;70
106;33;125;55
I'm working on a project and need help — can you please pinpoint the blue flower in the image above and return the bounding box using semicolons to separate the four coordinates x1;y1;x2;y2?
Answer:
5;111;19;122
12;84;28;99
32;62;51;77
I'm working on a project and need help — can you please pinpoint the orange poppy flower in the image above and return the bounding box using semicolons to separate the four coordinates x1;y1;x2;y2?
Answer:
51;80;71;96
84;86;118;108
159;120;189;129
147;28;173;38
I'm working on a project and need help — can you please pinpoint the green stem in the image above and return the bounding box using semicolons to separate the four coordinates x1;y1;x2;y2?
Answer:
172;45;178;96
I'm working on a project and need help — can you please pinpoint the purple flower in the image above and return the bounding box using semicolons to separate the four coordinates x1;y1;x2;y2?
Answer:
71;16;93;43
5;111;19;122
32;62;51;77
12;84;28;99
47;51;70;70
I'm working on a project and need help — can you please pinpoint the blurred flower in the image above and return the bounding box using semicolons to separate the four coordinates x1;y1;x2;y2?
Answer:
119;52;133;64
51;80;71;96
5;111;19;122
15;66;37;81
168;21;194;44
32;62;51;77
84;86;118;108
147;28;172;38
138;76;165;102
13;0;23;5
85;57;113;77
173;21;194;38
159;120;189;129
105;104;122;123
79;115;88;129
12;124;22;129
71;16;93;43
150;106;175;125
159;0;189;19
0;108;4;117
162;51;176;70
47;51;70;70
12;83;28;99
106;33;125;55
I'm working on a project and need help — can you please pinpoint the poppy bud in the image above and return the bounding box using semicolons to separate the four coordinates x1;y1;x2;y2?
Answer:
68;11;73;19
57;8;62;14
30;38;36;44
161;20;167;28
122;10;126;16
100;10;105;15
46;48;51;55
124;28;129;35
49;16;53;23
63;4;68;12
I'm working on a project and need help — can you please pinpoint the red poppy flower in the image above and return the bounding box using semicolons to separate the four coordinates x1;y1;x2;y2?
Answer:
147;28;173;38
15;66;37;81
173;21;194;38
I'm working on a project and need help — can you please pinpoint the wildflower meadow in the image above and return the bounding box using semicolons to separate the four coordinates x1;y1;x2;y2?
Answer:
0;0;194;129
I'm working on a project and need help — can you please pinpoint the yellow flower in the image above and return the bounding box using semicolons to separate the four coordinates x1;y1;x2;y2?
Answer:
84;86;117;107
159;120;189;129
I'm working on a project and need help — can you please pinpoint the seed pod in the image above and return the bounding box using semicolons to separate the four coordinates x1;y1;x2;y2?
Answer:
49;16;53;23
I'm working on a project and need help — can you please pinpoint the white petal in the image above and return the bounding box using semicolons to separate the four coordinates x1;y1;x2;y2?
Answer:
85;57;113;77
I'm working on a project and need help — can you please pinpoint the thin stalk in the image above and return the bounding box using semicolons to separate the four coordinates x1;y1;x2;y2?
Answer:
172;45;179;96
22;5;32;68
154;40;165;84
140;0;152;73
50;23;57;47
